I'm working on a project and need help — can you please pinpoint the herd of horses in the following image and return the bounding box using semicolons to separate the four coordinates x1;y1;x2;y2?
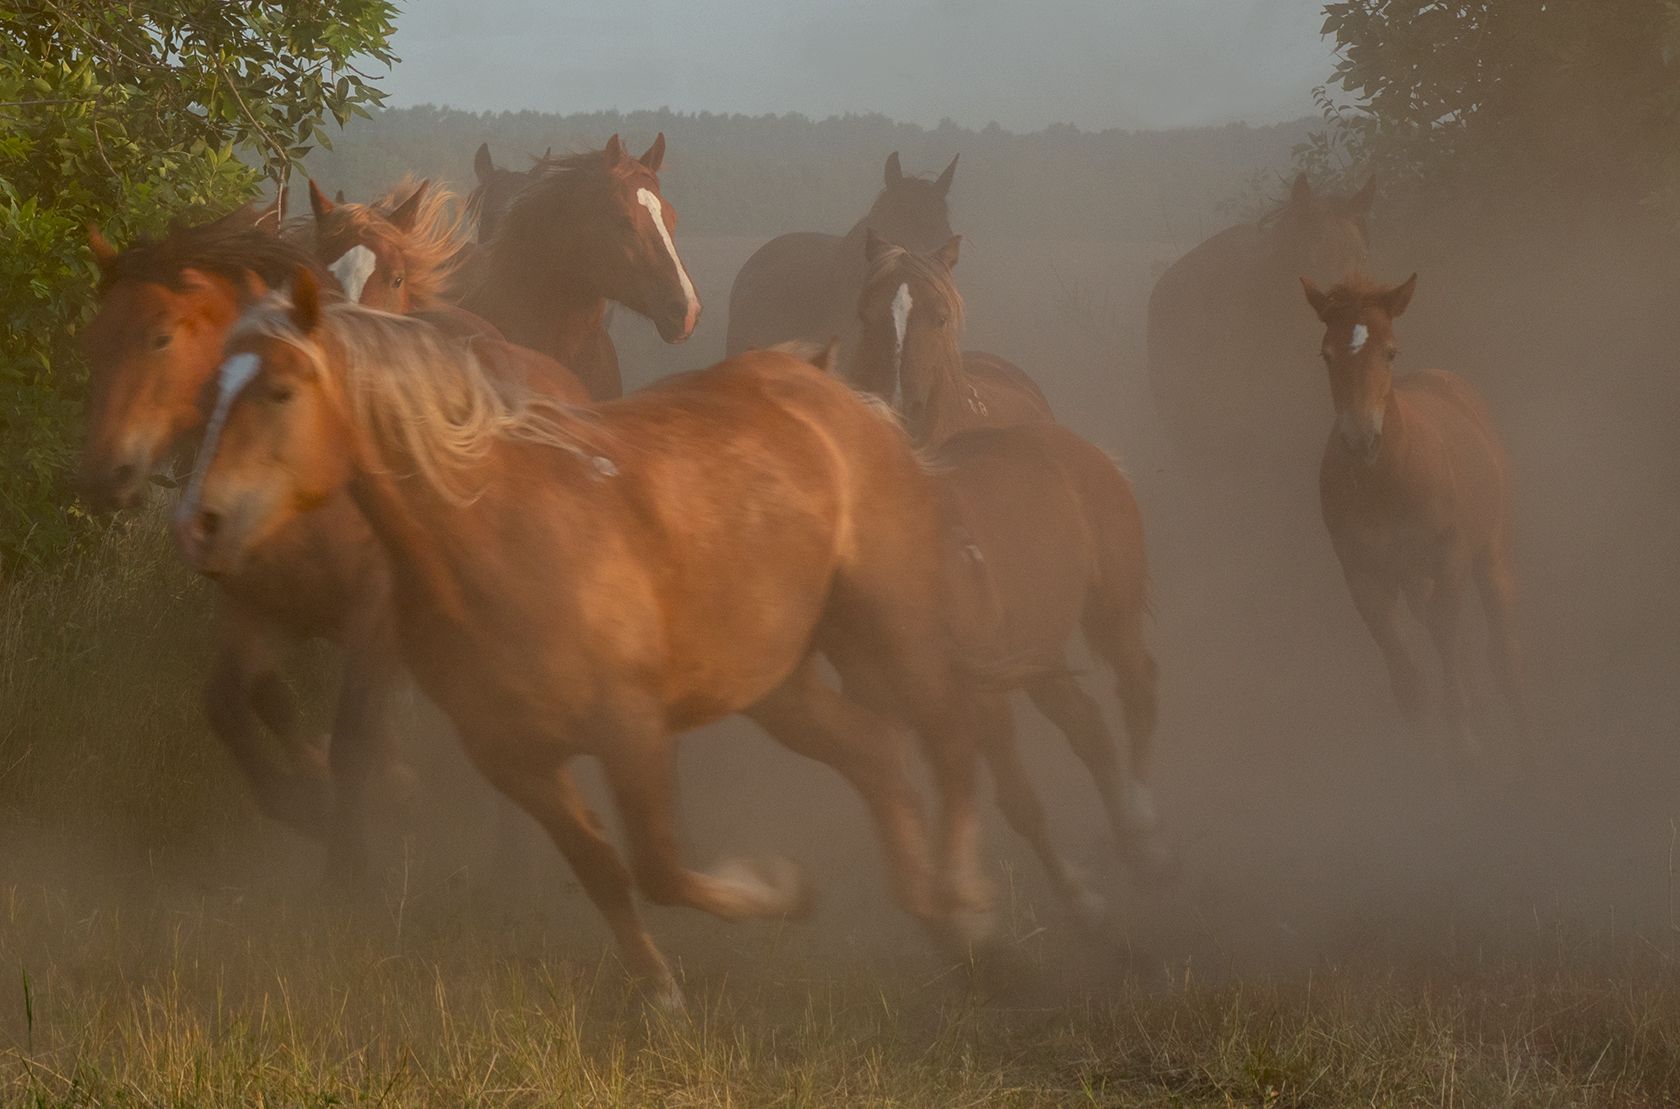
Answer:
71;136;1523;1008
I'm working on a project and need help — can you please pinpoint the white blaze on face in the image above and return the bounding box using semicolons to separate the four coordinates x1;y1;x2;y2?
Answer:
1349;322;1370;354
634;187;700;334
182;352;260;510
890;282;913;401
329;244;376;303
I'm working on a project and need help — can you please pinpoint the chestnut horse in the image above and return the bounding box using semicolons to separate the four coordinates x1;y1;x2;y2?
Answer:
1148;174;1376;471
177;273;1000;1006
1300;274;1524;750
844;236;1166;906
725;151;958;357
851;230;1052;446
78;212;587;879
298;177;503;341
457;134;700;400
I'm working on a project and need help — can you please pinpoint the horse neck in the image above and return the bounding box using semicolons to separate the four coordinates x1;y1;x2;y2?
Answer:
470;233;610;354
908;341;970;444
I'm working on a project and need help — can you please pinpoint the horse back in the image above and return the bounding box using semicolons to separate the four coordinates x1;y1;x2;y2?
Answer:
962;351;1054;420
725;231;848;355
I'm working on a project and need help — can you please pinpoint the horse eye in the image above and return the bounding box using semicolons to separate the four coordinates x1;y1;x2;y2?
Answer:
150;332;172;350
1386;348;1399;362
268;382;295;404
391;274;404;288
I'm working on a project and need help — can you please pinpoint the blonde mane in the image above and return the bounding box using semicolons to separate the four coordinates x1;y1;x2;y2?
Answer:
864;245;967;334
285;177;470;308
231;294;604;503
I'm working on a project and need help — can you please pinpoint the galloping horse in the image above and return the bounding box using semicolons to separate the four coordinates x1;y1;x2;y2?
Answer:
177;271;1000;1006
725;151;958;357
851;230;1052;445
1300;274;1524;750
847;234;1166;907
78;212;588;880
457;134;699;400
1148;174;1376;471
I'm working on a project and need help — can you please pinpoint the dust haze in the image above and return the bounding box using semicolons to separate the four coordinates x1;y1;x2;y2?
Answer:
5;0;1680;1079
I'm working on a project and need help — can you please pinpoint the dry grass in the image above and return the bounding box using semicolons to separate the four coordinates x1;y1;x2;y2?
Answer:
4;513;1680;1107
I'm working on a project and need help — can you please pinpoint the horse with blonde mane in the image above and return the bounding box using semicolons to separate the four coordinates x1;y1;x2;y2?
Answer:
456;134;700;400
726;151;958;358
843;233;1169;911
176;269;1003;1007
77;210;589;881
1300;273;1524;751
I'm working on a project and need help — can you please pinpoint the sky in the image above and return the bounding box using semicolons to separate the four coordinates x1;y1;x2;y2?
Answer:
382;0;1336;132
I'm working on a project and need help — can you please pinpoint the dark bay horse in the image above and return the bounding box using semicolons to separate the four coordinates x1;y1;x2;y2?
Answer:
457;134;699;400
78;213;587;880
725;151;958;357
1148;174;1376;471
851;230;1051;445
1300;274;1524;751
177;271;1005;1007
468;141;548;243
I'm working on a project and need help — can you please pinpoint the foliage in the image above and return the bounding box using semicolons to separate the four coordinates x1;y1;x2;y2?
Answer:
0;1;397;572
1298;0;1680;226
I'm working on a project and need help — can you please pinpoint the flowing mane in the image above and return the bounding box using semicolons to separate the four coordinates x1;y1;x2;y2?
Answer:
1305;273;1389;319
286;177;470;308
230;295;601;503
486;147;653;265
100;207;326;293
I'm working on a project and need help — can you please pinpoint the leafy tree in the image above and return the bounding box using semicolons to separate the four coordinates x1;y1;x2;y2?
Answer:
0;1;397;572
1298;0;1680;225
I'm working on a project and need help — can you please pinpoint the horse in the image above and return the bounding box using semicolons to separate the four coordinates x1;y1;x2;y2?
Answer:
851;229;1052;446
175;269;1003;1007
1148;173;1376;472
725;151;958;358
77;212;588;881
467;141;549;243
1300;274;1524;751
299;177;504;340
844;236;1168;907
457;134;699;401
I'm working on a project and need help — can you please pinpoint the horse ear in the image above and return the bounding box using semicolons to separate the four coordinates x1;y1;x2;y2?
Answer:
474;142;495;184
604;133;626;166
1346;176;1378;219
1289;172;1313;208
864;227;893;266
176;268;213;296
810;336;842;375
334;189;346;204
933;235;962;271
1382;273;1418;318
884;151;904;188
88;224;118;274
935;154;959;198
388;180;429;231
290;265;323;333
1300;277;1332;322
308;179;335;220
542;146;552;160
639;132;666;173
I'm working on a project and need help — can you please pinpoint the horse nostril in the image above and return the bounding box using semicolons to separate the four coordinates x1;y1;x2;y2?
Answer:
111;462;136;488
196;509;222;542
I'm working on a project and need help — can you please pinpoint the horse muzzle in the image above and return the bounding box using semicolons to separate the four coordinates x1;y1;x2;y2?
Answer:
1337;409;1385;464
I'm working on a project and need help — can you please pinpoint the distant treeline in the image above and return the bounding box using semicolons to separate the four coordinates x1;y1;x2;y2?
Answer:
302;106;1313;245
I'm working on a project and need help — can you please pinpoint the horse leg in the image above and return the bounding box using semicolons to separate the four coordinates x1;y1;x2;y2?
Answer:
1025;674;1173;885
1422;560;1477;756
600;729;811;923
478;754;680;1008
974;686;1105;926
1474;541;1528;741
1343;566;1426;728
322;640;410;886
747;657;939;927
203;607;331;835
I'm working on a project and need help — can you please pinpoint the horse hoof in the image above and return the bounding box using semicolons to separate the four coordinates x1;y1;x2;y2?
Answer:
643;974;687;1015
709;856;812;920
1068;886;1109;931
